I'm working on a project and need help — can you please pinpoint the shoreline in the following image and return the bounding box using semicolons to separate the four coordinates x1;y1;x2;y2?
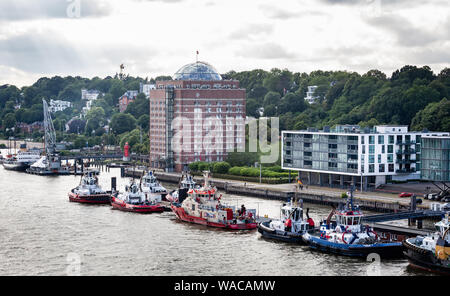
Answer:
0;139;44;149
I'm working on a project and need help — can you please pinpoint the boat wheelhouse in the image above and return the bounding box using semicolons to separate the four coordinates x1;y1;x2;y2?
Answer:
141;171;167;201
166;172;197;203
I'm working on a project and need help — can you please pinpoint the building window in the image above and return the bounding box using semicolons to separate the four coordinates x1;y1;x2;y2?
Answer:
387;154;393;163
369;155;375;164
369;145;375;154
369;164;375;173
389;135;394;144
378;154;382;163
388;164;394;172
388;145;393;153
369;136;375;144
378;135;384;145
361;136;365;145
379;164;385;173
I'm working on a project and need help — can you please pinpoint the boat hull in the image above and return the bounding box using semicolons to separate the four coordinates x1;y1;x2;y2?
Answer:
403;239;450;274
303;233;404;258
257;221;306;243
171;204;257;230
111;199;164;214
2;162;27;171
68;192;111;204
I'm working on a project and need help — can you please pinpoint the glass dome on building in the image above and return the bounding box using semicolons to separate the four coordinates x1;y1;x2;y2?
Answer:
174;61;222;81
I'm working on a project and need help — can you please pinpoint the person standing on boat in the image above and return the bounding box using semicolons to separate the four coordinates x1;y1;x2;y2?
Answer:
285;218;292;232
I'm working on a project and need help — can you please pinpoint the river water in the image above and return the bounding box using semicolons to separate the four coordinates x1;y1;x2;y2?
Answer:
0;155;427;276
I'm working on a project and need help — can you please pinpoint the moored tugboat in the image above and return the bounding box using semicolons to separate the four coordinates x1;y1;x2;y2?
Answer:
111;180;164;214
166;172;197;203
302;188;404;258
403;215;450;274
141;171;167;201
258;199;315;243
171;172;257;230
68;171;111;204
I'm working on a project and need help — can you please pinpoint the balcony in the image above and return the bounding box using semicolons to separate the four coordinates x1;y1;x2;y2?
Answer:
396;149;416;154
348;159;358;164
396;159;416;164
396;169;416;174
396;141;416;145
347;149;359;154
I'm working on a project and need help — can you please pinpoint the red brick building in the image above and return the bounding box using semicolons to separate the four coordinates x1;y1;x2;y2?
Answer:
149;61;246;172
118;90;139;113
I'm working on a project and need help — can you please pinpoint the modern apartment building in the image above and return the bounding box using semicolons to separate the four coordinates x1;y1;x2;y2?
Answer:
149;61;246;172
421;135;450;182
48;99;72;113
282;125;449;189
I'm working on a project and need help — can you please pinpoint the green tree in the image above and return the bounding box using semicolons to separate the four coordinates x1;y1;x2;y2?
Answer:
110;113;136;135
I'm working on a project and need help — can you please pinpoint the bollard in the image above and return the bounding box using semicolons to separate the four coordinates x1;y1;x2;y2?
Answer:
111;177;117;192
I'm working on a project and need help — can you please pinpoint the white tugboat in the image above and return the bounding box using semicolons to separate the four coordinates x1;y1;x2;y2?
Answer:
68;171;111;204
171;172;257;230
141;171;167;202
403;214;450;274
166;172;197;203
111;180;164;213
258;199;315;243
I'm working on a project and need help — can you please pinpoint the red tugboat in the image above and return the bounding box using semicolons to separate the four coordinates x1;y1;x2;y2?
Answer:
68;171;111;204
111;180;164;214
171;172;257;230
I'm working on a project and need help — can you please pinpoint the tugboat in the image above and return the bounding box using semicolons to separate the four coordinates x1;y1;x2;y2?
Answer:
403;214;450;274
111;180;164;213
166;172;197;203
68;171;111;204
258;199;315;243
171;172;257;230
141;171;167;201
302;187;404;258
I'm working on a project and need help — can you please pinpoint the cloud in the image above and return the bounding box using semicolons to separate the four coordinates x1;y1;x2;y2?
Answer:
0;29;159;77
228;24;274;40
365;14;448;47
236;43;297;60
259;4;326;20
0;0;111;21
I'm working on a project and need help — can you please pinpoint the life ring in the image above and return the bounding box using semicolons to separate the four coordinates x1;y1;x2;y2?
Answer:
342;231;350;244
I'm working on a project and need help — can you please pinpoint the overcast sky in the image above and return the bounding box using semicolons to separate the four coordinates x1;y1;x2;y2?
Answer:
0;0;449;87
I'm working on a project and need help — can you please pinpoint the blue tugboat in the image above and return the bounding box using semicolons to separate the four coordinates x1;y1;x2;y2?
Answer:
258;198;315;243
302;187;404;258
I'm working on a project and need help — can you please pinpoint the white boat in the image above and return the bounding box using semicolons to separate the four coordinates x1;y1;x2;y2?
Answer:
2;147;41;171
141;171;167;202
166;173;197;203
